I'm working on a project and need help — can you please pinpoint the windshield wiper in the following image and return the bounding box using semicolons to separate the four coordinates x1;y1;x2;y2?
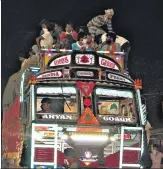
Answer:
60;84;71;111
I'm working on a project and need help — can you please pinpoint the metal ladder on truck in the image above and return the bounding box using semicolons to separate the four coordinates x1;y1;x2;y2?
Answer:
119;126;144;168
31;124;58;168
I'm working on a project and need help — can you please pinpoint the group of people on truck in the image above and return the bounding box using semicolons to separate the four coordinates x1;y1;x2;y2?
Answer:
35;9;130;70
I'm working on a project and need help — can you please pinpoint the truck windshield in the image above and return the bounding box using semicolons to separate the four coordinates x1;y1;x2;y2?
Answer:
36;85;77;116
95;88;137;120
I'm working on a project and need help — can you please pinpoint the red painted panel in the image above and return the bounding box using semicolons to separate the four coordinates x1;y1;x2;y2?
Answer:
8;121;21;152
88;143;139;168
2;96;21;153
35;148;54;162
34;143;139;168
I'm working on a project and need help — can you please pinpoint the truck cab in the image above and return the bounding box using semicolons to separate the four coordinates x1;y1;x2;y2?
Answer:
22;50;149;168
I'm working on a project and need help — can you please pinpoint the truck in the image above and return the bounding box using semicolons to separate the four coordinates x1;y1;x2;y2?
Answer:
2;49;151;168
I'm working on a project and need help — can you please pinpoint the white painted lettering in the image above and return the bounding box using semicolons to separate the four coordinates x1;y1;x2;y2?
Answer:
99;57;119;70
108;73;132;84
42;114;48;118
55;114;60;119
125;118;132;122
114;117;121;122
48;114;55;119
103;116;108;121
77;71;94;77
108;117;115;121
65;115;73;120
37;71;62;79
101;59;115;68
49;55;71;67
102;116;132;123
60;115;66;120
41;114;76;120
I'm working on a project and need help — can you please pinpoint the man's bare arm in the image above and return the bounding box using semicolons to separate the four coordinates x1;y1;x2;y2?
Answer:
36;36;44;51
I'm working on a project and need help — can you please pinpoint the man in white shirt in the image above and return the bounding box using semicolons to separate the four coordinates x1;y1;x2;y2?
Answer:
36;20;53;51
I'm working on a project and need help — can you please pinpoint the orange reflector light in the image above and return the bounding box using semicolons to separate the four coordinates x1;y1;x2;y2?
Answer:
44;132;55;137
29;74;36;84
134;79;142;89
78;108;99;125
76;128;102;133
35;126;48;131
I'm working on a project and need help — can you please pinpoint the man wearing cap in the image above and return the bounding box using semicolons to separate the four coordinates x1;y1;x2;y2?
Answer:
87;9;114;39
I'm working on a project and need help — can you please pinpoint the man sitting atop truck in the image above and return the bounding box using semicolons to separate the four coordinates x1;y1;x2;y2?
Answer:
59;22;78;49
60;22;78;41
72;32;93;51
36;20;53;51
100;32;121;54
87;9;114;39
101;33;131;70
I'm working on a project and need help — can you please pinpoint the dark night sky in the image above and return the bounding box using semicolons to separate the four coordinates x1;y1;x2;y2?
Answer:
2;0;163;127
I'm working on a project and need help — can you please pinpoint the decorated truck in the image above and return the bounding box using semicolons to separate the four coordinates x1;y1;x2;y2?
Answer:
2;49;151;168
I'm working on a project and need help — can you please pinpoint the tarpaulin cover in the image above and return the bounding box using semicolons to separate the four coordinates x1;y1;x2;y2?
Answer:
2;55;38;112
2;96;21;152
2;55;38;153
